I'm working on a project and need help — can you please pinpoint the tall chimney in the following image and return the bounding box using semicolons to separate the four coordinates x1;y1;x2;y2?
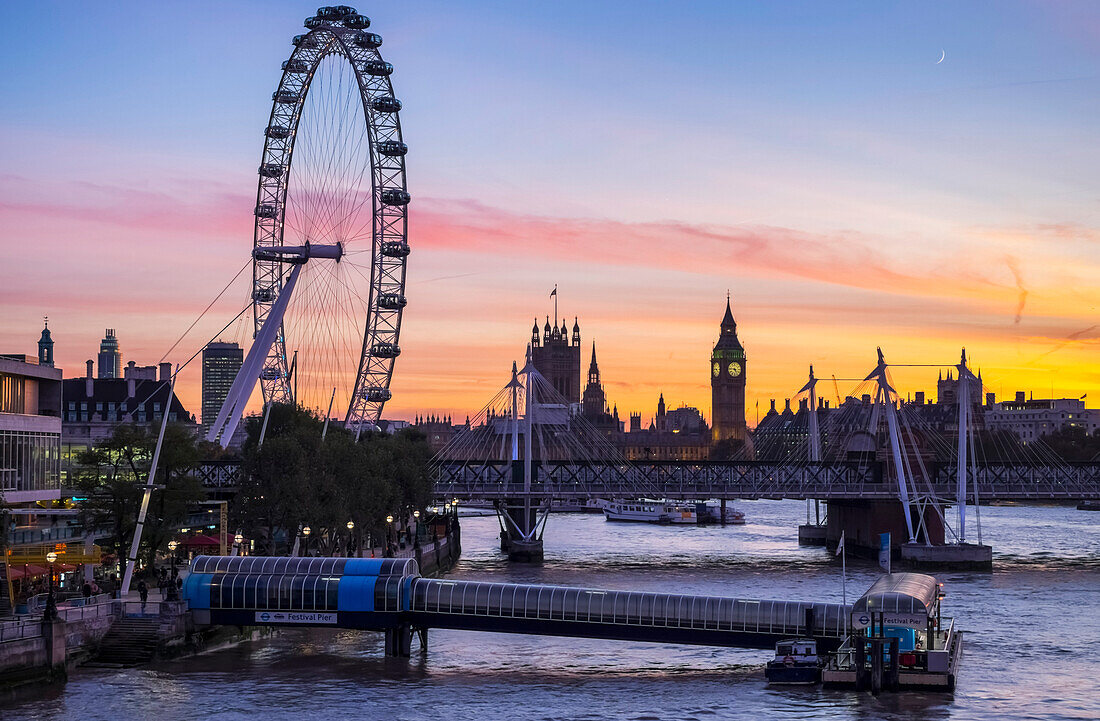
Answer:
159;362;172;382
125;360;136;378
86;360;94;397
127;375;136;399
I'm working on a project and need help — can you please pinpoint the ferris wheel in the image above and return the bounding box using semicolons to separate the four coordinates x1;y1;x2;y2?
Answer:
207;6;409;445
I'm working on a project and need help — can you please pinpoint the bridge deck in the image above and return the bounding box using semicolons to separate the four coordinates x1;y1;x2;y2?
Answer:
431;460;1100;501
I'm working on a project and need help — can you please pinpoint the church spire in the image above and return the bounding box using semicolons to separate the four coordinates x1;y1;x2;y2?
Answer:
38;316;54;367
587;341;600;386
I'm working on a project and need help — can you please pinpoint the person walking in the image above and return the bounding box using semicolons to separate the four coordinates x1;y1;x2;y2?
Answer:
137;579;148;614
82;581;93;601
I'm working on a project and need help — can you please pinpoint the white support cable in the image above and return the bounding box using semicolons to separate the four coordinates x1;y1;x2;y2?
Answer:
120;365;178;597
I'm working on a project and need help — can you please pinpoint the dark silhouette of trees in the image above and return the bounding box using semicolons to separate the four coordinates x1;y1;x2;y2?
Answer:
73;423;207;572
234;404;434;555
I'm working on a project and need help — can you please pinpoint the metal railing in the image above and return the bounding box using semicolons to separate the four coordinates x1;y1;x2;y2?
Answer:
116;599;187;617
59;599;114;622
0;618;44;643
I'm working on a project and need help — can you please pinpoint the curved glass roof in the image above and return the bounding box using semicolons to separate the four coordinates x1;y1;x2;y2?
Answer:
189;555;417;578
850;573;938;616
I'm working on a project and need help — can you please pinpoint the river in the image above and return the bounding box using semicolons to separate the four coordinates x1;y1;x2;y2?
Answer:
7;501;1099;720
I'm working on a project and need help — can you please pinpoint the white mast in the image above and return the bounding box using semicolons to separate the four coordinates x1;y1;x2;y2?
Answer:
866;349;917;543
955;348;969;544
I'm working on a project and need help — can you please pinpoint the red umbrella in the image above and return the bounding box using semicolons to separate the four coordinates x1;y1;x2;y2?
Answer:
180;534;221;547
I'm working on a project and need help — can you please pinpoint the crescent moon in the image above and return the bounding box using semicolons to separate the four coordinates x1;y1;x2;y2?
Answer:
936;49;945;64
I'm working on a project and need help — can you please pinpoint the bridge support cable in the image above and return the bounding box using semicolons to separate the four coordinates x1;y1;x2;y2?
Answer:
867;350;918;543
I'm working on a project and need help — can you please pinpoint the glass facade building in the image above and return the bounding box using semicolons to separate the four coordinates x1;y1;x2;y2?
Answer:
202;342;243;436
0;355;62;502
0;429;60;495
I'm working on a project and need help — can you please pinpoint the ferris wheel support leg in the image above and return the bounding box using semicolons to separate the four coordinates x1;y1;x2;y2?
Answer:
207;264;303;448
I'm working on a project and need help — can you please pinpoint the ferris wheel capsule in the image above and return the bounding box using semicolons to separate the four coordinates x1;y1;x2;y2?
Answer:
381;241;410;257
353;32;382;49
377;293;407;309
344;14;371;29
377;141;408;157
371;96;402;113
362;60;393;77
380;188;411;206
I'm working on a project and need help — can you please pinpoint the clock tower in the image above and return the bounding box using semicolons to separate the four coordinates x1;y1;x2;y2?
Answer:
711;296;747;443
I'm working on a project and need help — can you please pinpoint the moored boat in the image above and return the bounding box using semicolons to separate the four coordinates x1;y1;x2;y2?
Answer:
764;639;821;685
603;500;673;523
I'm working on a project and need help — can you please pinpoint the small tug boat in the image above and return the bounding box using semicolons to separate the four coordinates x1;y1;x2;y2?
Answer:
764;639;821;685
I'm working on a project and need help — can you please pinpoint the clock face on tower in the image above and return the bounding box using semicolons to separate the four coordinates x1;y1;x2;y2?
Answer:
712;362;720;377
728;361;742;377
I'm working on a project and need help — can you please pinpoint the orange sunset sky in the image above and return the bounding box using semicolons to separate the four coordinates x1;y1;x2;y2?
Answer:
2;3;1098;427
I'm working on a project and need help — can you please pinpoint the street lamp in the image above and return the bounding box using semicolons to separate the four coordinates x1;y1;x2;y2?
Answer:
44;551;58;621
234;533;244;556
301;525;311;557
346;520;355;531
412;510;421;546
385;515;395;557
167;541;179;601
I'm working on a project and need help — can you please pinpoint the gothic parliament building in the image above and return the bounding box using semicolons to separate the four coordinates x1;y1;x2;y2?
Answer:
528;298;749;460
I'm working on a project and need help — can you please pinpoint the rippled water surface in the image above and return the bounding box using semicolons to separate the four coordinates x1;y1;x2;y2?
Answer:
8;501;1100;720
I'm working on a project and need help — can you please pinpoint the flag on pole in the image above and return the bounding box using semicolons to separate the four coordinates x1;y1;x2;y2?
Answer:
879;532;891;574
837;530;847;608
550;286;557;298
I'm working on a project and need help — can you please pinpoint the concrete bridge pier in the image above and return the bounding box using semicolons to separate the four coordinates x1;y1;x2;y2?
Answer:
498;500;544;563
798;500;827;546
825;499;991;570
384;624;412;657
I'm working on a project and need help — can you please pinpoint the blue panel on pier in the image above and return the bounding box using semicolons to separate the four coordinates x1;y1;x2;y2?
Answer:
182;573;213;609
338;576;377;612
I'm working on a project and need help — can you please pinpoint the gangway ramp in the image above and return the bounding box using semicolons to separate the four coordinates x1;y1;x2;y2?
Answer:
184;556;850;651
